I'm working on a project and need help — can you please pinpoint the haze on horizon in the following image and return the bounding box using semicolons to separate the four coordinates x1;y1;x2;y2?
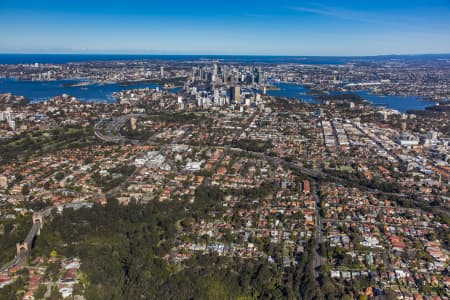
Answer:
0;0;449;56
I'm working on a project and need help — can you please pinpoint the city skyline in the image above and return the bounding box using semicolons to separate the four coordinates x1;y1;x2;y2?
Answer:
0;0;449;56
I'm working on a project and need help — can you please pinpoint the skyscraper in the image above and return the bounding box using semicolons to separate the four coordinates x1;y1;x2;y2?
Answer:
212;64;218;82
222;66;228;84
213;89;220;104
257;67;264;84
230;86;240;103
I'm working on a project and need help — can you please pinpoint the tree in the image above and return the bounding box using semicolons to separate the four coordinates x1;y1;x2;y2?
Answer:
43;181;51;190
359;294;368;300
54;172;65;181
34;285;46;299
21;184;30;195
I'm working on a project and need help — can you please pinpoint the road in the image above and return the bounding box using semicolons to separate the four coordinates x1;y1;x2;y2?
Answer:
94;115;141;143
312;181;327;279
322;218;434;230
227;147;325;179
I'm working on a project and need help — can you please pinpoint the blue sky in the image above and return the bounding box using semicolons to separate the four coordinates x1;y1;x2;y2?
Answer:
0;0;449;55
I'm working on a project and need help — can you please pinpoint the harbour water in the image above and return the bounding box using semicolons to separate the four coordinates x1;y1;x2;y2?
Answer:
0;78;159;103
0;78;433;112
267;82;432;112
351;90;431;112
266;82;316;103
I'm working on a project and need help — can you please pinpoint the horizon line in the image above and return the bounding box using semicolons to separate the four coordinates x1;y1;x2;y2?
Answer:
1;52;450;58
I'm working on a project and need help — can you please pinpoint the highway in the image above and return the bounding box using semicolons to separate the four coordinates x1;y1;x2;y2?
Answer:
94;117;126;143
94;115;141;143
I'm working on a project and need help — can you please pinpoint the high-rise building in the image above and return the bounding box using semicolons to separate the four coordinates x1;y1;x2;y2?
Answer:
257;67;264;84
160;66;164;78
230;86;241;103
213;89;220;104
222;66;227;84
211;64;217;82
197;96;203;107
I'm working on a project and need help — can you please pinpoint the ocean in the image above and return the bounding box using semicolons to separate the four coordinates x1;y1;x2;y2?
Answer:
1;53;449;65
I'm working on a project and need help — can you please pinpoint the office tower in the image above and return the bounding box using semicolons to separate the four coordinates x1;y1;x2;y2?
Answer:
222;66;227;84
257;67;264;84
230;86;241;103
212;64;218;83
160;66;164;78
213;89;220;104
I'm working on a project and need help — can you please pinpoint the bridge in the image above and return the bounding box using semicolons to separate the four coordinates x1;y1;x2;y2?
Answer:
0;213;44;273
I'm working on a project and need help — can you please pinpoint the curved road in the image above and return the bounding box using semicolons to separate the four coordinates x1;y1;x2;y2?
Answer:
94;114;141;143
